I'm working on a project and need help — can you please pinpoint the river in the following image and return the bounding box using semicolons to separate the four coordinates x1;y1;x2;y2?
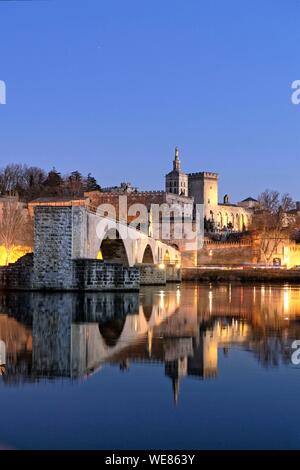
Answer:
0;283;299;449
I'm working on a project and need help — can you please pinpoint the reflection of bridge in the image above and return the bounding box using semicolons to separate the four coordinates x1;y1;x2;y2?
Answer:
3;289;181;379
0;340;5;367
1;284;300;401
32;204;181;290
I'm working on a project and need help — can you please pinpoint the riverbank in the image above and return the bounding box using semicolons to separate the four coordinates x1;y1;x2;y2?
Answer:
182;267;300;283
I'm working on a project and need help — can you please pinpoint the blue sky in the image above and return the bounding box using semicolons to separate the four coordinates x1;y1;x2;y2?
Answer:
0;0;299;201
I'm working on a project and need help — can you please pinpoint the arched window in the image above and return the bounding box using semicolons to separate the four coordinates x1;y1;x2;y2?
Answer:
217;212;223;228
225;213;228;226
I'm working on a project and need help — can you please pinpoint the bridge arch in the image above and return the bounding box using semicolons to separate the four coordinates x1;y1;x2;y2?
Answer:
98;317;127;347
98;228;132;266
85;208;181;267
170;243;179;251
0;340;6;366
142;304;154;321
141;244;155;264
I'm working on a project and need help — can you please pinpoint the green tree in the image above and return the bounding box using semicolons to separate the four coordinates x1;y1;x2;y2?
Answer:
67;170;84;196
44;168;63;188
86;173;101;191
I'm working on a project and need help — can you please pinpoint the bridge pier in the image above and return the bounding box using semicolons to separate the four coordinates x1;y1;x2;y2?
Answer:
166;264;182;283
138;263;181;285
138;264;166;285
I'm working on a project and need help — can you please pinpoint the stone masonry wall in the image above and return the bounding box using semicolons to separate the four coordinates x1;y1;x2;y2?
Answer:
33;206;74;290
139;264;166;285
197;243;256;266
0;254;33;290
166;264;181;282
73;259;139;291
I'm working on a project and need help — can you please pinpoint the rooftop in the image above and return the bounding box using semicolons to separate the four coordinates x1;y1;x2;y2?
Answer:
241;197;258;202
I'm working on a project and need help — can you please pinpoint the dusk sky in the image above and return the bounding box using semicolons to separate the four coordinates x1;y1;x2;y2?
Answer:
0;0;299;201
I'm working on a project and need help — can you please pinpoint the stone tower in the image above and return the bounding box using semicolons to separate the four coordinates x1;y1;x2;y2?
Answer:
188;171;219;218
165;147;189;196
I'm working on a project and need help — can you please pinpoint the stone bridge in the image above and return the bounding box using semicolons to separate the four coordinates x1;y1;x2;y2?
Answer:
33;205;181;291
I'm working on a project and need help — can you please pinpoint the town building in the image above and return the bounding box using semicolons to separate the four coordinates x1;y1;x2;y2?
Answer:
238;197;259;210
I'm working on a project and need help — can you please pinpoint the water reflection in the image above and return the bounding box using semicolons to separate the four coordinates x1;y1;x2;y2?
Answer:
0;284;300;402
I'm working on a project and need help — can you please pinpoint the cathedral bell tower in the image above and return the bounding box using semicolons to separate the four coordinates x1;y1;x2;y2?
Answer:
173;146;181;171
165;147;189;197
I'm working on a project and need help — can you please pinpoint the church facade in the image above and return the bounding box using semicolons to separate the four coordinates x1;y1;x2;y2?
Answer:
165;147;252;231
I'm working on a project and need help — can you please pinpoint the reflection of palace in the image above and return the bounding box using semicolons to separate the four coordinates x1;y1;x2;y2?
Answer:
0;284;300;402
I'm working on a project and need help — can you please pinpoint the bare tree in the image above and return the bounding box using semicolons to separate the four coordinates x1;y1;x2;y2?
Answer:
0;200;33;265
0;164;25;195
0;162;101;201
23;166;46;189
251;190;295;264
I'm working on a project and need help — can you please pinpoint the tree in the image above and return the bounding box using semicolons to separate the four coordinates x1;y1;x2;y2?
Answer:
204;216;215;233
0;164;25;195
0;199;33;265
66;170;84;196
44;168;63;188
85;173;101;192
251;190;295;264
22;166;46;200
0;164;47;201
24;166;46;189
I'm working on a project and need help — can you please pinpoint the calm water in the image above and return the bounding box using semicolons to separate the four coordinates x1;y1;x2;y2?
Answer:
0;283;300;450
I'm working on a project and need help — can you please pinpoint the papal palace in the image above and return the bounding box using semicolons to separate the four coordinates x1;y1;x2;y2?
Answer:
86;146;253;232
